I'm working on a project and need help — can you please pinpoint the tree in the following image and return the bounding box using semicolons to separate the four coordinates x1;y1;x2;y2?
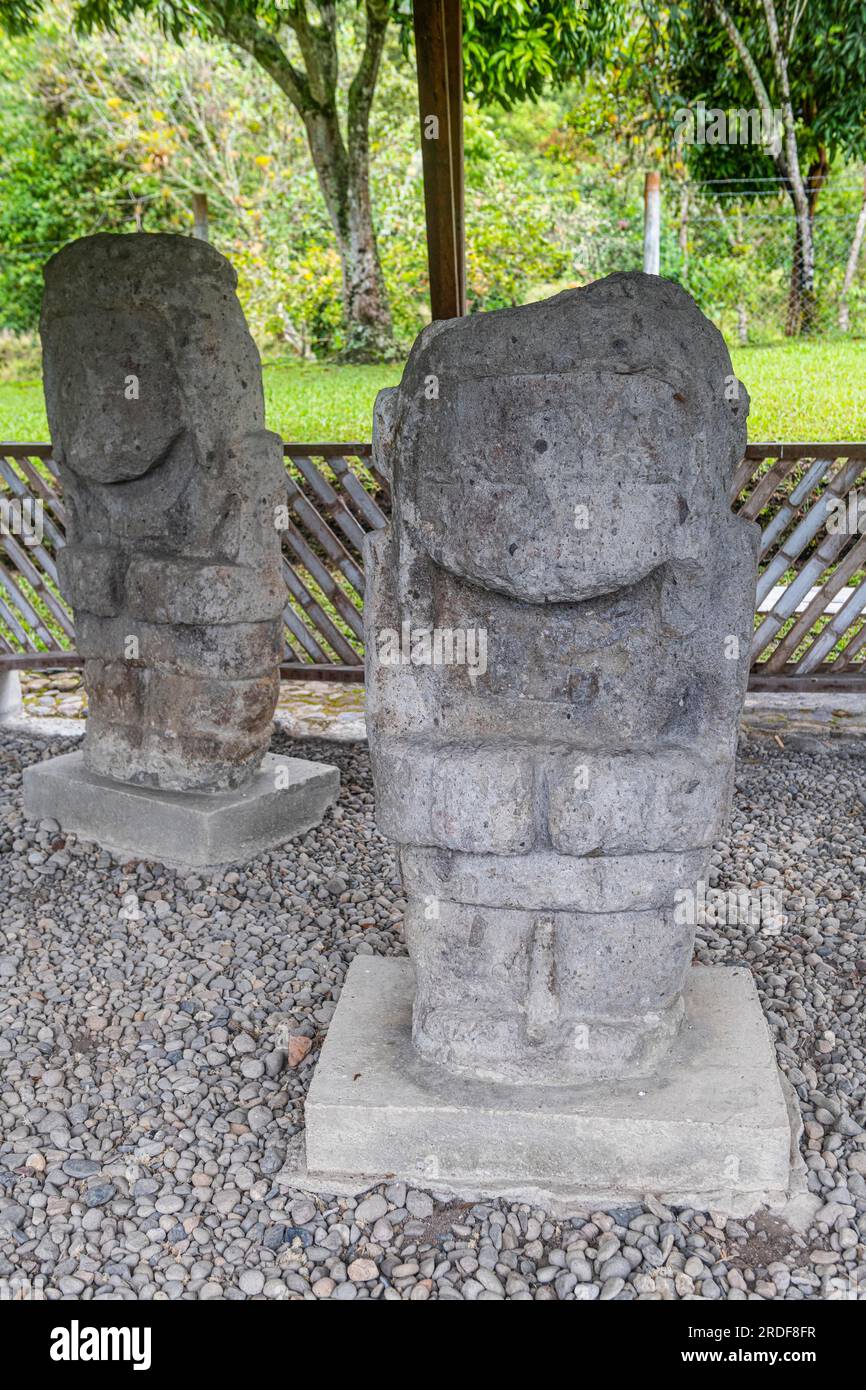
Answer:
839;169;866;330
0;1;622;359
705;0;820;334
659;0;866;334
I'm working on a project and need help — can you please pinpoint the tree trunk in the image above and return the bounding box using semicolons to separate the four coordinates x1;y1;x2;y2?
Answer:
787;209;817;336
216;1;394;363
304;105;393;360
713;1;819;338
839;170;866;332
344;8;393;362
342;172;392;360
785;217;808;336
785;152;827;336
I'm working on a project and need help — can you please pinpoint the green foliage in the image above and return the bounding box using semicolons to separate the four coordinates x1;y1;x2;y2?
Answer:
663;0;866;172
462;104;570;309
0;328;40;379
1;0;865;377
0;11;586;348
0;0;45;31
0;29;136;330
558;1;866;187
459;0;623;108
665;167;866;344
0;0;625;359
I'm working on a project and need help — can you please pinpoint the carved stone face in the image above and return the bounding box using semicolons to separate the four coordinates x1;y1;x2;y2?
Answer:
44;310;185;483
409;369;708;603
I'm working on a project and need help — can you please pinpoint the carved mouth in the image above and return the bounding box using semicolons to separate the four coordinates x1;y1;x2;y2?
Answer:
66;428;186;488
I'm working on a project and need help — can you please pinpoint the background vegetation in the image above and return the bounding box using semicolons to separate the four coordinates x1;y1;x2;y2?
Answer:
0;1;864;440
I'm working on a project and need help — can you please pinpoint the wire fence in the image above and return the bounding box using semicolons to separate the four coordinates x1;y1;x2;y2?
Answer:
680;172;866;344
3;171;866;355
571;170;866;347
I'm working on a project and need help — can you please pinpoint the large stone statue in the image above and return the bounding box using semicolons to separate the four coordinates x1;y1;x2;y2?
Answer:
364;271;758;1083
26;233;338;866
304;273;791;1209
41;233;287;792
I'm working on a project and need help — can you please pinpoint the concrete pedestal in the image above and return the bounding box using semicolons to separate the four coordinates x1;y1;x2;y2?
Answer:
0;670;23;720
302;958;796;1216
23;750;338;867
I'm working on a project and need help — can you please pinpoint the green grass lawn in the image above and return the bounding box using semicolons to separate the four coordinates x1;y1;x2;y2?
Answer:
731;339;866;441
1;339;863;443
262;361;403;441
0;360;405;444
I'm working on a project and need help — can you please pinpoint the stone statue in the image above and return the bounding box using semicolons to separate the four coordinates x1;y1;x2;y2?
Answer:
365;271;758;1083
40;233;288;792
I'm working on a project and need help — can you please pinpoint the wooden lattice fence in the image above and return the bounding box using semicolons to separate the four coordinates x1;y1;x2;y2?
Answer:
0;442;386;682
3;440;866;688
732;443;866;688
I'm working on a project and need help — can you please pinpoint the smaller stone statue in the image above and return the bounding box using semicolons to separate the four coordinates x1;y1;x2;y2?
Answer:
40;233;288;792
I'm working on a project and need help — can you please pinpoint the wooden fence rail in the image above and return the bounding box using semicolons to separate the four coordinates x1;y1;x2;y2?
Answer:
3;441;866;689
0;442;386;683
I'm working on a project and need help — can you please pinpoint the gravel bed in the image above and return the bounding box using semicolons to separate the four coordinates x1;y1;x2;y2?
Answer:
0;727;864;1301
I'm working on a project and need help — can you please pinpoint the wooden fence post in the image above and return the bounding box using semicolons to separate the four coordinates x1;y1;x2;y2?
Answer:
192;193;210;242
643;171;661;275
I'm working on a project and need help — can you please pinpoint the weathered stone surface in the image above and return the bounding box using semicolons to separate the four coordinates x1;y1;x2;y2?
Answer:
372;738;732;856
40;233;287;792
405;901;691;1080
363;272;759;1083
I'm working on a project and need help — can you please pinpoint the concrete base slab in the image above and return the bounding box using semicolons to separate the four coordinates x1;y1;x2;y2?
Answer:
2;711;83;741
0;669;23;720
22;749;339;868
301;958;798;1217
742;690;866;751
